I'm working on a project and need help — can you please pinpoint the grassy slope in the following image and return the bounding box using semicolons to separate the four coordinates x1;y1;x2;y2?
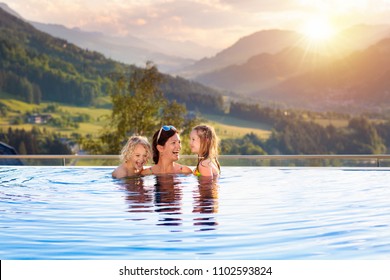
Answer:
0;99;110;136
1;99;354;140
0;99;272;139
203;113;272;139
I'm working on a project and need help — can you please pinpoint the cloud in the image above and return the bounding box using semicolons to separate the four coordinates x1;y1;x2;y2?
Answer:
86;0;254;46
219;0;302;12
6;0;390;49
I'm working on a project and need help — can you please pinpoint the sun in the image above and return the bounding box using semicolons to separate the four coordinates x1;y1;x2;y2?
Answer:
301;17;336;43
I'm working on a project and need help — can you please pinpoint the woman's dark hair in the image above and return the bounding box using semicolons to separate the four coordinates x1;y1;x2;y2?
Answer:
152;126;178;164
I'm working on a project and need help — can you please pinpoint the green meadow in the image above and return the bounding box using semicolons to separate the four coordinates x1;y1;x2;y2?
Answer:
0;100;273;140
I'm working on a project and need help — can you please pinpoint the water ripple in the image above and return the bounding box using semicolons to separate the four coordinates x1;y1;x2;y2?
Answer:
1;166;390;259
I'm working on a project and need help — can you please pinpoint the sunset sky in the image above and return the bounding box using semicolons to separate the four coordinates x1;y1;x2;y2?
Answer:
6;0;390;49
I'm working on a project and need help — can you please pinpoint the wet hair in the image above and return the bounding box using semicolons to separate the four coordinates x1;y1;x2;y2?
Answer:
151;125;178;164
192;124;221;172
120;136;152;163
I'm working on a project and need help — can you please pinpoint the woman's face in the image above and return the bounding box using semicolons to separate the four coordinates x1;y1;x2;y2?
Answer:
129;144;149;170
160;133;182;161
189;130;200;154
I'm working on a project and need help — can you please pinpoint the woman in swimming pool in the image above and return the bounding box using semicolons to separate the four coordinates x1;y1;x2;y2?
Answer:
112;135;152;178
189;124;221;177
141;125;192;175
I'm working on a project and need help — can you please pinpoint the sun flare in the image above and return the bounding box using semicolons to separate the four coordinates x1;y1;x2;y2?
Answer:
302;18;336;43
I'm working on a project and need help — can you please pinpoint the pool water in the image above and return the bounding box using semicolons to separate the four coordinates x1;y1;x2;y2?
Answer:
1;166;390;260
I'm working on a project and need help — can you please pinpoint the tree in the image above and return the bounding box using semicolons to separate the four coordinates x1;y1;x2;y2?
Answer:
18;141;27;155
345;117;386;154
375;121;390;152
82;62;195;155
110;62;165;137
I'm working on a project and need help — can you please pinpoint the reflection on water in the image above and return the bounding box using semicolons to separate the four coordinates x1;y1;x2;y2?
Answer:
120;174;219;231
193;176;219;231
154;175;183;227
122;176;153;214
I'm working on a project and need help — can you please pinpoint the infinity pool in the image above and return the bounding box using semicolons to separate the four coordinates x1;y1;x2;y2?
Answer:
1;166;390;260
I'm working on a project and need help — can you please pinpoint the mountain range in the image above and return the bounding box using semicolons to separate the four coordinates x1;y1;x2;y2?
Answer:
0;5;224;114
0;2;215;73
186;23;390;78
2;2;390;113
193;25;390;112
30;22;201;73
254;37;390;111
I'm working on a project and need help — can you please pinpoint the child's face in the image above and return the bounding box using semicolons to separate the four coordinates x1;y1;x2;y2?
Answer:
130;144;149;170
189;130;200;154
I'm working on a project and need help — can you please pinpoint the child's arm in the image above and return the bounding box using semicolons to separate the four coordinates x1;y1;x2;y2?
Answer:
112;165;126;178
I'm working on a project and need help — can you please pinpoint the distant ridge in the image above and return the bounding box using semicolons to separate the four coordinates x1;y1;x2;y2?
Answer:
0;2;22;18
178;29;301;78
251;37;390;112
30;21;195;73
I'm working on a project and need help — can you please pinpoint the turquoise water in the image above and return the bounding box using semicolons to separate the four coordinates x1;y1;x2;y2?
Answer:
1;166;390;260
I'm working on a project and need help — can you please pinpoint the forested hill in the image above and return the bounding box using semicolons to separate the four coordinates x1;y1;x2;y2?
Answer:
0;7;224;112
0;7;127;105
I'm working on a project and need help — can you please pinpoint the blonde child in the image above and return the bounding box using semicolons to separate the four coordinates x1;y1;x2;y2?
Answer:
112;136;152;179
189;125;221;177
